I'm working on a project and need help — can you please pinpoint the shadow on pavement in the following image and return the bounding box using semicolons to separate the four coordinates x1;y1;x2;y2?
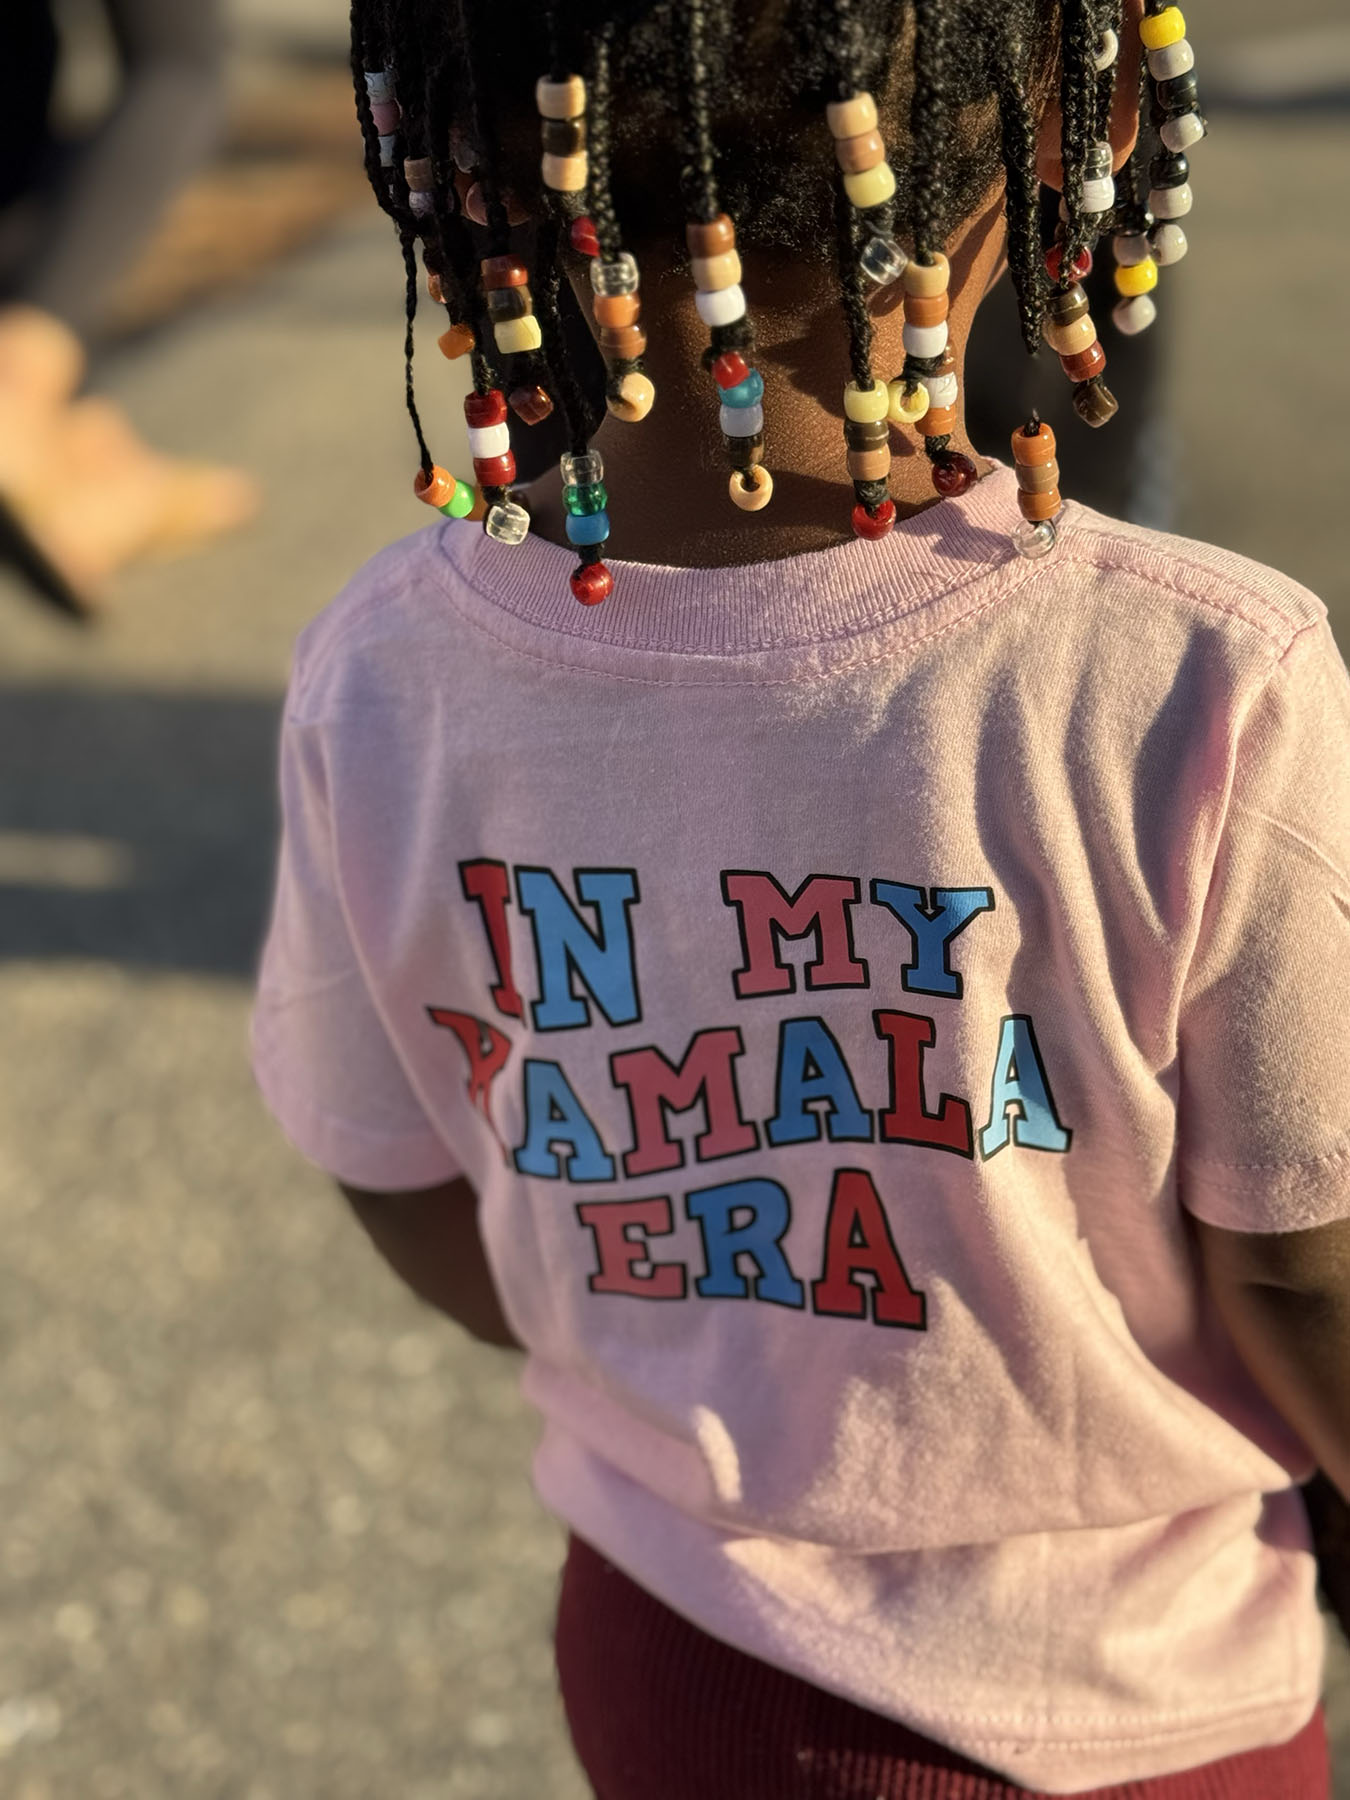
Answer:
0;686;280;976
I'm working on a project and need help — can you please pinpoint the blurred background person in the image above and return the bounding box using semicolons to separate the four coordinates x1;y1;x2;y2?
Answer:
0;0;258;614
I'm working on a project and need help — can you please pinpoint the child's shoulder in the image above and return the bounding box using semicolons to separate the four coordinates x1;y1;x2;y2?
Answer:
1057;497;1328;659
285;521;459;720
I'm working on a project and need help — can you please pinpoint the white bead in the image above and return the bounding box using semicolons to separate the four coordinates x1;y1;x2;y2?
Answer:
1148;39;1194;80
902;320;948;358
467;422;510;459
1149;222;1188;266
1160;111;1205;152
1093;28;1118;70
720;401;763;437
378;133;397;167
1112;294;1157;336
1013;519;1057;560
1149;182;1193;219
1113;232;1151;266
921;371;958;408
695;283;746;327
365;69;394;104
1081;176;1115;214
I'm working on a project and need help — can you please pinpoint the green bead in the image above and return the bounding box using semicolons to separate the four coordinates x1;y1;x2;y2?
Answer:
564;480;608;516
440;480;475;519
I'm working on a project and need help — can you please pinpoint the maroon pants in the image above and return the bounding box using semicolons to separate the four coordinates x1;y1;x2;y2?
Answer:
555;1534;1330;1800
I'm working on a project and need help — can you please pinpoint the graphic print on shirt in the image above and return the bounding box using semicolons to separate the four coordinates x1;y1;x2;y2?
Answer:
434;861;1071;1329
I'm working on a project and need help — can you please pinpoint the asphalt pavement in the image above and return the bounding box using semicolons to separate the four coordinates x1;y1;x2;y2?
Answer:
2;5;1349;1795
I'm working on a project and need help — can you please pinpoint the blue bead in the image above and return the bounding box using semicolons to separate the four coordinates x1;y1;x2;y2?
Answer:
565;508;611;546
719;369;764;408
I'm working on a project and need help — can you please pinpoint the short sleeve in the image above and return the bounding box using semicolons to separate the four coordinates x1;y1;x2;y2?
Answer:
1178;616;1350;1232
250;705;461;1192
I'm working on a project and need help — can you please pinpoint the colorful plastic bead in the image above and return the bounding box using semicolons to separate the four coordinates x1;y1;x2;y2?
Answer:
852;499;895;540
1149;183;1193;219
536;75;586;118
1045;243;1091;283
720;401;764;436
570;216;600;257
1010;421;1056;465
1156;71;1199;114
902;321;948;359
686;214;735;256
1114;258;1158;296
481;255;529;288
1081;177;1115;214
594;293;640;328
494;316;543;355
729;466;773;511
370;100;400;133
564;481;608;515
1093;28;1119;70
414;465;456;508
1060;340;1106;382
1013;518;1058;560
1112;294;1157;335
902;253;949;298
473;453;516;487
1071;380;1119;428
1151;150;1190;187
378;135;397;167
826;94;878;138
365;69;394;105
1160;111;1206;153
842;163;896;210
1016;457;1060;495
464;389;508;428
590;253;639;295
1149;222;1188;265
1045;283;1089;325
922;405;958;438
467;422;511;459
712;352;750;389
1148;38;1194;79
487;286;531;323
904;293;948;329
508;385;554;426
599;324;648;360
562;450;604;486
844;418;888;450
719;370;764;409
843;380;888;423
440;480;476;519
438;323;475;360
570;561;613;605
565;509;611;546
1018;488;1060;522
1042;314;1097;356
692;249;742;291
887;380;929;426
542;154;588;192
835;130;886;174
541;116;586;155
860;235;908;287
484;500;530;545
847;447;890;482
1139;7;1186;51
921;371;958;410
694;285;746;327
606;372;656;423
931;450;977;497
1112;232;1152;267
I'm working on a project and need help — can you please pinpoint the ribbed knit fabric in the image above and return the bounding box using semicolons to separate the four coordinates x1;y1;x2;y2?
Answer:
555;1535;1331;1800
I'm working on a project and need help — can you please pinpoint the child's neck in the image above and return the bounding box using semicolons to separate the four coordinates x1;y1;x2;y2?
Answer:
523;197;1005;570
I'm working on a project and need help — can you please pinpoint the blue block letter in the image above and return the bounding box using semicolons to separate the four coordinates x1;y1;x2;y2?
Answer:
516;866;641;1031
870;883;994;998
978;1015;1072;1158
514;1059;616;1181
767;1017;872;1146
686;1178;805;1308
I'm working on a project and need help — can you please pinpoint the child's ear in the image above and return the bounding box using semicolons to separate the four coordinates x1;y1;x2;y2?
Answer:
1035;0;1144;192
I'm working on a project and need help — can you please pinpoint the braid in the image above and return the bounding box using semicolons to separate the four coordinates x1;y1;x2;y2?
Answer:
910;0;951;260
682;0;719;225
993;26;1044;359
834;151;874;394
587;28;621;267
399;225;433;478
1058;0;1099;272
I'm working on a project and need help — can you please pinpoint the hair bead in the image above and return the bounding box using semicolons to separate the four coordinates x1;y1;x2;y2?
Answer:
729;466;773;510
1010;419;1061;557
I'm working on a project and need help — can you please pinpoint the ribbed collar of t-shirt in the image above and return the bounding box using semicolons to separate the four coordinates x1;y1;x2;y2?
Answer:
436;461;1036;659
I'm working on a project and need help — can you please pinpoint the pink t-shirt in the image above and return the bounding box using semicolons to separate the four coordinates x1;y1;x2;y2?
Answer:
252;463;1350;1793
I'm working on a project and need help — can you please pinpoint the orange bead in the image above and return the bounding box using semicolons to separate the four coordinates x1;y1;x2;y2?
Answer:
599;323;647;359
904;293;948;329
593;292;639;328
923;405;957;437
686;214;735;256
1010;421;1056;465
438;322;475;360
414;465;456;508
1018;487;1060;521
847;447;891;481
427;271;445;304
834;129;886;174
1016;457;1060;495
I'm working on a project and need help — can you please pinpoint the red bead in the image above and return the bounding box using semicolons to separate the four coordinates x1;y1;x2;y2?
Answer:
1059;340;1106;382
570;561;613;605
569;216;600;257
480;255;528;289
711;351;750;390
852;500;895;540
930;450;978;498
1044;242;1093;283
464;388;507;427
508;384;554;425
473;453;516;487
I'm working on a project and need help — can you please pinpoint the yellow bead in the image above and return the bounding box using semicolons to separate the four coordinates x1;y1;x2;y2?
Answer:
1139;7;1186;49
901;252;950;298
605;371;655;422
843;380;889;423
826;93;877;139
1113;257;1158;296
542;152;588;192
887;378;929;426
494;315;543;354
842;161;896;211
729;466;773;511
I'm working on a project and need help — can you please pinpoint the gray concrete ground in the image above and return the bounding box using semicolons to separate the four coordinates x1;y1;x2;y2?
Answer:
3;4;1350;1796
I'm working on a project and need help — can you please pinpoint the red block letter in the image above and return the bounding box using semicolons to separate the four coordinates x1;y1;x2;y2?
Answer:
576;1197;687;1299
811;1168;926;1328
721;871;869;999
460;859;524;1018
610;1028;759;1177
427;1006;513;1159
873;1009;973;1158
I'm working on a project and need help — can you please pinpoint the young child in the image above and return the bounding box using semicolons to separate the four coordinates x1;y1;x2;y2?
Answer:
251;0;1350;1792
